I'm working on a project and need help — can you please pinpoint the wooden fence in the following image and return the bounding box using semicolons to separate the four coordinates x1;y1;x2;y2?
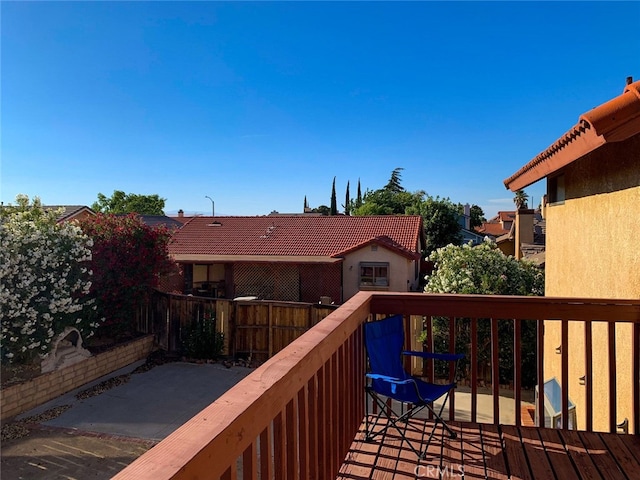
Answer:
135;290;338;361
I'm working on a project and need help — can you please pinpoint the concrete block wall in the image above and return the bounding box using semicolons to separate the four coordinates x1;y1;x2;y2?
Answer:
1;335;154;421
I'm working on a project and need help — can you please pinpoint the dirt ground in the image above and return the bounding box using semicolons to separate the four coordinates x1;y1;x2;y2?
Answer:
1;426;155;480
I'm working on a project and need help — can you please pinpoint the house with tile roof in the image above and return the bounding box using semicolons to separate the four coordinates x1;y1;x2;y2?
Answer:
168;215;425;304
504;77;640;433
44;205;95;223
475;211;515;240
475;209;546;263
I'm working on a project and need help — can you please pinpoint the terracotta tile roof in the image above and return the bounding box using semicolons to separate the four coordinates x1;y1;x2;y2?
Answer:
333;235;419;259
498;211;515;222
475;211;515;237
44;205;95;223
171;216;194;225
169;215;423;259
133;215;183;230
475;222;510;237
505;79;640;191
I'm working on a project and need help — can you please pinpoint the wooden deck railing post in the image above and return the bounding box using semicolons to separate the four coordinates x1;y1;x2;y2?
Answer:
491;318;500;424
514;318;522;427
634;322;640;435
449;316;456;422
608;322;617;433
561;320;569;430
471;317;478;424
537;318;545;428
584;319;593;432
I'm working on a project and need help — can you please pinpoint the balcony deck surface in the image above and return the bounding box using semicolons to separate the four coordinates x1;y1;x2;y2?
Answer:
338;417;640;479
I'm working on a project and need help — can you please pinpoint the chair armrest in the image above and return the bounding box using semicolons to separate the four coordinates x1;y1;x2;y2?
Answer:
366;374;416;395
365;373;413;385
402;351;464;362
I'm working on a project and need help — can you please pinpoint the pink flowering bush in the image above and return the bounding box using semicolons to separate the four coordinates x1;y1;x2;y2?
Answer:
79;213;176;338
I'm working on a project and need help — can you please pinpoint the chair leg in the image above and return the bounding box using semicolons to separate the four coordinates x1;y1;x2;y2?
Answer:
420;393;457;458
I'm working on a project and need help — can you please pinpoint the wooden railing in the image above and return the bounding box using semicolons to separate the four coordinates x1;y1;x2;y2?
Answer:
370;293;640;434
115;292;640;480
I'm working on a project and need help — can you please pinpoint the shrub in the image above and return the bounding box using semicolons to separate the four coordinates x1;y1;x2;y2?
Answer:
422;240;544;388
180;311;225;360
0;195;101;364
79;213;176;339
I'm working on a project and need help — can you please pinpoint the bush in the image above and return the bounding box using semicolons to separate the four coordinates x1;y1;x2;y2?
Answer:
422;240;544;388
79;213;176;338
180;311;225;360
0;195;102;365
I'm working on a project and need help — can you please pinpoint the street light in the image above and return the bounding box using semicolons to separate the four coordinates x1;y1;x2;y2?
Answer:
205;196;215;216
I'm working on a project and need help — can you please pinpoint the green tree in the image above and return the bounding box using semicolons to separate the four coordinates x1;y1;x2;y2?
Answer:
330;177;338;215
343;181;351;216
470;205;486;229
407;196;463;256
92;190;166;215
312;205;331;216
458;203;486;229
384;167;405;193
423;241;544;387
352;169;423;216
303;196;309;211
513;189;529;210
351;169;462;255
355;179;363;209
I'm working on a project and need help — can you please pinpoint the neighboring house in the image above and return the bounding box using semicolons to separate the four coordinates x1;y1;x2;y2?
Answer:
45;205;95;223
132;214;183;230
458;204;486;246
475;209;545;262
475;211;515;240
171;209;196;225
504;78;640;433
168;215;425;304
494;209;546;263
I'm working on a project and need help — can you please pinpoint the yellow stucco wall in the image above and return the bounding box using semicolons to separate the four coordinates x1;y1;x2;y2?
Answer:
342;246;418;301
543;135;640;433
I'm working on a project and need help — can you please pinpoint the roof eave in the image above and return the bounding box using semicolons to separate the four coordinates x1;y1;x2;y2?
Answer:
171;254;342;264
504;80;640;192
504;124;606;192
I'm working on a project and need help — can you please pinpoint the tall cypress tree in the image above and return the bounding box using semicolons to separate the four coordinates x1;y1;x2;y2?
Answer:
344;181;351;216
303;195;308;211
356;179;363;208
330;177;338;215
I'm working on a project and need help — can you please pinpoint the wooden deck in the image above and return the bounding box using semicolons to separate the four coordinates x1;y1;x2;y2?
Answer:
339;418;640;479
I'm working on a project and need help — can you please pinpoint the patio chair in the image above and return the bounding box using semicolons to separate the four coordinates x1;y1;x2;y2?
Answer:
364;314;463;459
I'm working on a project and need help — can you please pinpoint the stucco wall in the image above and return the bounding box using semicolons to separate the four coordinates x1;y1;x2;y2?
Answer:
543;134;640;433
342;245;417;301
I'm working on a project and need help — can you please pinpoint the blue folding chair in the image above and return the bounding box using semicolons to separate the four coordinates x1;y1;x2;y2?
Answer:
364;314;464;458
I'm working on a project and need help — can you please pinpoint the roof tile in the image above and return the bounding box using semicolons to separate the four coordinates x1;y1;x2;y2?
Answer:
169;215;423;258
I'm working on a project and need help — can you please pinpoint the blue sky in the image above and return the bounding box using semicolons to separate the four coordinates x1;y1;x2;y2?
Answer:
2;2;638;219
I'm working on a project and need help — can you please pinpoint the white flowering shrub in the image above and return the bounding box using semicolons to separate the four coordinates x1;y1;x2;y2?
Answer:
425;240;544;296
423;240;544;387
0;195;102;365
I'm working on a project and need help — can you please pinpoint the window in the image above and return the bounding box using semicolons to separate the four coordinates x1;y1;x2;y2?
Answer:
548;174;565;204
360;262;389;287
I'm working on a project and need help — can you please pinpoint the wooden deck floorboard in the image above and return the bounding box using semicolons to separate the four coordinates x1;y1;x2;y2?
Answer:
338;418;640;479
